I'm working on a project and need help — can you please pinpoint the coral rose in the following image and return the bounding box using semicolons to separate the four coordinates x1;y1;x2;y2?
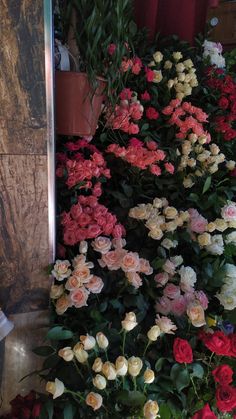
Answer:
86;392;103;411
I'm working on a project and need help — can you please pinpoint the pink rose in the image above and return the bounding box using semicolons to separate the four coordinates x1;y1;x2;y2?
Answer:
150;164;161;176
146;141;158;151
128;123;139;135
141;90;151;101
126;272;142;288
70;287;89;308
86;276;104;294
155;296;172;315
120;252;140;272
164;162;175;174
112;223;125;238
139;258;153;275
221;203;236;221
163;284;181;299
154;272;169;287
99;249;126;270
194;290;209;309
163;260;176;275
108;43;116;55
188;209;208;233
171;296;187;316
87;224;102;239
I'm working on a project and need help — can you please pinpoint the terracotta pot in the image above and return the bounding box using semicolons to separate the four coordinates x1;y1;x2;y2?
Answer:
55;71;106;137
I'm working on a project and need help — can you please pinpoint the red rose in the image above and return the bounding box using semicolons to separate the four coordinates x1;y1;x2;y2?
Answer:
173;338;193;364
141;90;151;101
229;333;236;357
216;385;236;412
218;97;229;110
212;365;233;385
204;331;231;356
192;403;217;419
146;106;159;120
32;402;42;418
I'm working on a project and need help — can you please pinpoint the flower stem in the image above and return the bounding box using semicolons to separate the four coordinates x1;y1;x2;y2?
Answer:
190;375;199;400
143;340;151;357
133;377;137;391
122;330;127;356
65;389;85;402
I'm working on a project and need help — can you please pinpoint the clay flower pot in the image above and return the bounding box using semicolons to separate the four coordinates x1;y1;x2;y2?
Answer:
55;71;106;137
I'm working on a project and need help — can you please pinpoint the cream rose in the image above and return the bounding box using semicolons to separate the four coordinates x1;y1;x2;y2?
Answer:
121;312;138;331
86;392;103;411
153;70;163;83
80;334;96;350
79;240;88;254
58;347;74;362
96;332;109;349
164;60;173;69
55;295;70;315
52;260;71;281
187;302;206;327
129;204;149;220
153;51;163;63
128;357;143;377
147;325;161;341
102;362;117;380
197;233;212;247
46;378;65;399
50;284;64;299
92;236;112;254
115;356;128;376
73;343;88;363
92;357;103;373
143;400;160;419
144;369;155;384
214;218;228;232
93;374;107;390
163;206;178;219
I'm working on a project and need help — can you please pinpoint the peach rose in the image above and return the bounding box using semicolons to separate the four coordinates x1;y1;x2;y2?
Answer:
139;258;153;275
120;252;140;272
46;378;65;399
50;284;64;299
126;272;143;288
187;302;206;327
99;249;126;270
73;343;88;363
86;392;103;411
58;347;74;362
86;276;104;294
55;295;71;315
70;287;89;308
143;400;159;419
73;265;93;283
65;275;83;290
92;236;112;254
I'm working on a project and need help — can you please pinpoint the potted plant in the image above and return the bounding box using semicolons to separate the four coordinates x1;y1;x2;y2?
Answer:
55;0;135;137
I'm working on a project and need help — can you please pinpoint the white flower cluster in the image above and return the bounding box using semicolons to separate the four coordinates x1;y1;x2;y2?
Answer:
203;40;225;68
216;264;236;310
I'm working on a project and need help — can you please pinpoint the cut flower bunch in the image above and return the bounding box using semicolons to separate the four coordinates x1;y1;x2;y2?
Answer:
28;37;236;419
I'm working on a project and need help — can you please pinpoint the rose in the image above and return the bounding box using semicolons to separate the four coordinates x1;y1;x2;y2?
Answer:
80;334;96;350
102;362;117;380
121;312;138;331
128;357;143;377
163;206;178;219
92;374;107;390
73;343;88;363
144;369;155;384
221;203;236;221
73;265;92;283
120;252;140;272
173;338;193;363
126;272;143;288
155;315;177;334
115;356;128;376
212;365;233;385
58;347;74;362
143;400;159;419
96;332;109;349
204;331;231;355
92;236;112;254
86;276;104;294
229;333;236;356
146;107;159;120
154;272;169;287
92;357;103;373
163;284;181;299
187;302;206;327
139;258;153;275
216;385;236;412
147;325;161;341
55;295;70;315
51;260;71;280
70;287;89;308
50;285;64;299
86;392;103;411
192;403;217;419
46;378;65;399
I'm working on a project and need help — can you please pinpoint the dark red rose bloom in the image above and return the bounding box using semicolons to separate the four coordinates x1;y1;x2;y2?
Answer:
173;338;193;364
146;106;159;120
224;129;236;141
212;365;233;385
216;385;236;412
192;403;217;419
204;331;231;356
218;97;229;110
32;402;42;418
229;333;236;357
230;168;236;177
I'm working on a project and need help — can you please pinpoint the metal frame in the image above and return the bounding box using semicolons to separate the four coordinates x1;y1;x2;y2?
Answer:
44;0;56;262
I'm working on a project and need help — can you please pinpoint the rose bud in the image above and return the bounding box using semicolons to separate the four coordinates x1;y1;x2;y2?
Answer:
115;356;128;376
73;343;88;363
80;334;96;350
58;346;74;362
50;284;64;299
96;332;109;349
92;357;103;373
92;374;107;390
102;361;117;380
128;357;143;377
143;400;159;418
86;392;103;411
79;240;88;254
144;369;155;384
121;312;138;331
46;378;65;399
147;325;161;341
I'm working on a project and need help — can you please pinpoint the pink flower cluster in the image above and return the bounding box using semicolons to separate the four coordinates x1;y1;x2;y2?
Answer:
162;99;211;140
61;195;126;246
121;56;142;75
56;140;111;190
91;236;153;289
106;139;174;176
188;208;208;233
105;90;144;134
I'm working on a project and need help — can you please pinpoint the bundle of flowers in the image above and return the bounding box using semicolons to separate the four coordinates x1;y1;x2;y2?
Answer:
27;37;236;419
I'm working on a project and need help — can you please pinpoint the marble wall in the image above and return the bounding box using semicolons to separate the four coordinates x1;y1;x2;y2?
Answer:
0;0;51;413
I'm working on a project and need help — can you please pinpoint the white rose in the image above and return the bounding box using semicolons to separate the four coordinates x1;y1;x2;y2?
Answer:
121;312;138;331
225;232;236;245
179;266;197;292
206;235;224;255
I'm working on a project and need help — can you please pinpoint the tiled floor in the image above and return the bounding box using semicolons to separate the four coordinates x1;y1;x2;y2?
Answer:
0;310;49;414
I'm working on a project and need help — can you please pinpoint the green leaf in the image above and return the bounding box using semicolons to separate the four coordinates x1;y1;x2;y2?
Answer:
202;176;212;194
170;364;190;392
39;400;53;419
116;390;146;407
64;403;75;419
159;404;172;419
46;326;73;341
155;357;165;372
32;346;55;357
191;363;204;379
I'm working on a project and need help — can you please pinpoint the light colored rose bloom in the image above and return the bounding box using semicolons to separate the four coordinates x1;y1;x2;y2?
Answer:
165;221;178;232
194;290;209;310
129;204;149;220
170;255;183;267
197;233;212;247
46;378;65;399
154;272;169;287
155;296;172;315
147;325;161;341
171;296;187;316
225;231;236;245
163;206;178;220
58;346;74;362
143;400;160;419
99;249;126;270
216;289;236;310
80;334;96;350
163;259;176;275
214;218;228;232
115;356;128;376
179;266;197;292
161;238;178;250
86;392;103;411
183;176;194;188
120;252;140;272
153;70;163;83
86;276;104;294
167;79;175;89
92;236;112;254
148;228;164;240
221;202;236;221
163;284;181;299
93;374;107;390
126;271;143;289
73;343;88;363
206;234;224;255
187;302;206;327
139;258;153;275
173;51;183;61
70;286;89;308
55;295;71;315
144;369;155;384
128;357;143;377
73;265;93;283
52;260;71;281
164;60;173;69
79;240;88;254
207;222;216;232
73;254;93;269
226;160;235;170
183;59;193;68
92;357;103;373
50;284;64;299
121;312;138;331
229;220;236;228
155;314;177;334
96;332;109;349
65;275;83;291
102;362;117;380
153;51;163;63
112;238;126;248
175;63;185;73
225;263;236;277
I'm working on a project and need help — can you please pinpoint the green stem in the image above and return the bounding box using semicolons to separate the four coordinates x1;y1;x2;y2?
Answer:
65;389;85;402
73;360;84;380
133;377;137;391
143;340;151;357
122;330;127;356
190;376;199;400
